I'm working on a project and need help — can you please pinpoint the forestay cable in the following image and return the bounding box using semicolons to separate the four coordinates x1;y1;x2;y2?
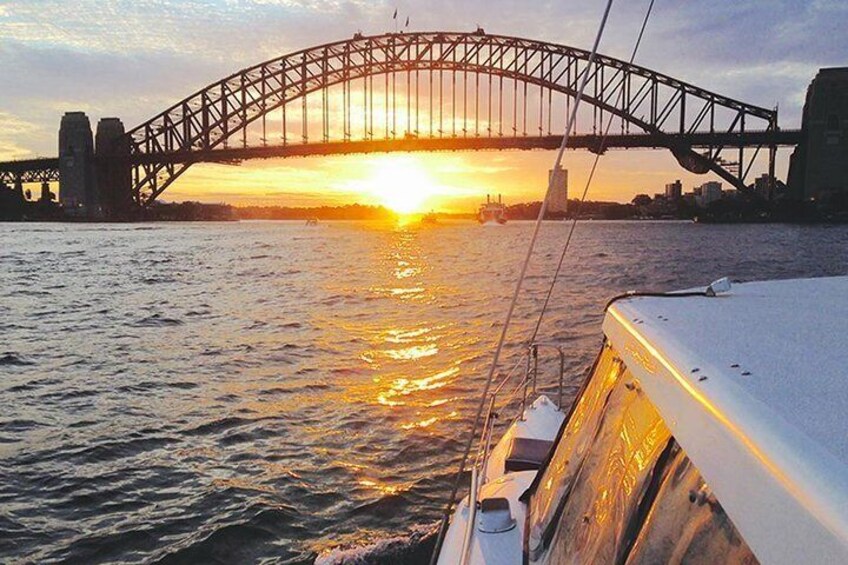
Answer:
429;1;616;561
529;0;657;345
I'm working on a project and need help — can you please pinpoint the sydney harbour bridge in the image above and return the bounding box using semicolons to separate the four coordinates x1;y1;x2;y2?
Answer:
0;30;802;216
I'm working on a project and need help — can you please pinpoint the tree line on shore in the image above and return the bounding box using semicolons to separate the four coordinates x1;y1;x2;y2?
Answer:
3;191;847;223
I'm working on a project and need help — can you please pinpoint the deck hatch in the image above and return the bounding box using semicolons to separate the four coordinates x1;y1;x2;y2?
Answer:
504;438;554;473
478;497;516;533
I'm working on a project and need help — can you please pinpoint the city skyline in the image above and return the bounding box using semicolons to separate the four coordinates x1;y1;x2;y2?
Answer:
1;1;846;211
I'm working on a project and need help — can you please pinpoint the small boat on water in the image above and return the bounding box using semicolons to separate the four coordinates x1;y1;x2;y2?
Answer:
433;275;848;564
477;194;507;225
422;211;439;224
305;217;319;226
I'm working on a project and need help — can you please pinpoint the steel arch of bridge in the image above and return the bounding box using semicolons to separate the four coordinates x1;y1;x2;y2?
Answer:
128;31;779;206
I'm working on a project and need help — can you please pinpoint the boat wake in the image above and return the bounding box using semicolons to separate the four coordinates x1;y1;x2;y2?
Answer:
315;523;437;565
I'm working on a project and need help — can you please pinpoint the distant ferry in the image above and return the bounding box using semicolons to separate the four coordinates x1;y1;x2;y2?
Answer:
477;194;507;225
421;211;438;224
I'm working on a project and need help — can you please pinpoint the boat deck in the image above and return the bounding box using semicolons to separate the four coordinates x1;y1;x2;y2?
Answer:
604;275;848;564
437;396;564;565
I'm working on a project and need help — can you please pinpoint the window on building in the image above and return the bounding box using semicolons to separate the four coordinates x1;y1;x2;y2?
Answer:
827;114;840;131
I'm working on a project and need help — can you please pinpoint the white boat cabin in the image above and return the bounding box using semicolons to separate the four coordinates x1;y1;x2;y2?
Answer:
437;276;848;564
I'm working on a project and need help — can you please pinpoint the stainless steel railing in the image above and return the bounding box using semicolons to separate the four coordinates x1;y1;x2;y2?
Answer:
457;342;566;565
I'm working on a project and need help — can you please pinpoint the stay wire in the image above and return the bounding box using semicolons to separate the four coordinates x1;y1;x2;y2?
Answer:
429;1;616;561
529;0;656;345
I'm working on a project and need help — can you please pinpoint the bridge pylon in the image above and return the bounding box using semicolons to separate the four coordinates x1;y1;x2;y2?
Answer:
95;118;134;219
58;112;98;216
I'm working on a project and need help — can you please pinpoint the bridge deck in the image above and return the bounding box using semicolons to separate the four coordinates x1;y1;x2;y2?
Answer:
145;130;801;166
1;130;802;181
0;157;60;184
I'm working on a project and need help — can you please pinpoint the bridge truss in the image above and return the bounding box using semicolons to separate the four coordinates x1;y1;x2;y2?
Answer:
0;158;59;186
128;31;781;205
2;32;787;206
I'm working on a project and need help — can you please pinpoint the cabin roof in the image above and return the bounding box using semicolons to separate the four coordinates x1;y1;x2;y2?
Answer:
603;275;848;564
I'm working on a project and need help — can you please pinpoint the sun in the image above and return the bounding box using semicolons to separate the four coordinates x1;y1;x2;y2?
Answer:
365;156;440;214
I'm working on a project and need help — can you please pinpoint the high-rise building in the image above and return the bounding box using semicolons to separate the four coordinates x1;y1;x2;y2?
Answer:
58;112;97;213
696;181;723;207
664;179;682;200
547;165;568;213
754;173;772;200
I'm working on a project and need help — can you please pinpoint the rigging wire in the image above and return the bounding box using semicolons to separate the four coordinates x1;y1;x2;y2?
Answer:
429;1;616;561
529;0;657;345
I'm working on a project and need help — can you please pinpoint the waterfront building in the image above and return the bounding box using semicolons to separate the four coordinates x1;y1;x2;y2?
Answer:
754;174;772;200
664;179;682;200
696;181;723;207
547;165;568;213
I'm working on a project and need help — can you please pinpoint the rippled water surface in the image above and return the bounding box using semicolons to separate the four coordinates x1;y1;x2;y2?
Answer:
2;220;847;564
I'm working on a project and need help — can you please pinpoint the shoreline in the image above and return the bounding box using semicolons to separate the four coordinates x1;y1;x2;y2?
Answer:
3;217;847;225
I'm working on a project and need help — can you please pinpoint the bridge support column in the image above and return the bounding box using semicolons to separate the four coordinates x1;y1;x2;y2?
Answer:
40;181;55;203
95;118;133;220
13;175;24;199
768;144;776;200
0;177;24;220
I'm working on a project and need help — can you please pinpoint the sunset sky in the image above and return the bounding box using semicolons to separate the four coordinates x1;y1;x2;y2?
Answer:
1;1;846;211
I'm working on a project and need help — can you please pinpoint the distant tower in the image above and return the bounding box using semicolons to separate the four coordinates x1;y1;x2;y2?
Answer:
547;165;568;214
664;179;682;200
58;112;97;214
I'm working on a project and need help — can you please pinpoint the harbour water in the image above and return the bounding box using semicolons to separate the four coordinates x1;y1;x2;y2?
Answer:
2;220;847;564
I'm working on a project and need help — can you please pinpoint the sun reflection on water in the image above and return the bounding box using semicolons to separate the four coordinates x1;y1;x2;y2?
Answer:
356;478;406;497
383;344;438;360
304;222;482;451
394;263;420;279
375;366;459;407
383;326;438;343
368;286;426;299
400;417;439;430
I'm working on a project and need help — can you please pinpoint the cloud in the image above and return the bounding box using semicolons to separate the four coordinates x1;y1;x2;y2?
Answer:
0;112;45;160
0;0;374;59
